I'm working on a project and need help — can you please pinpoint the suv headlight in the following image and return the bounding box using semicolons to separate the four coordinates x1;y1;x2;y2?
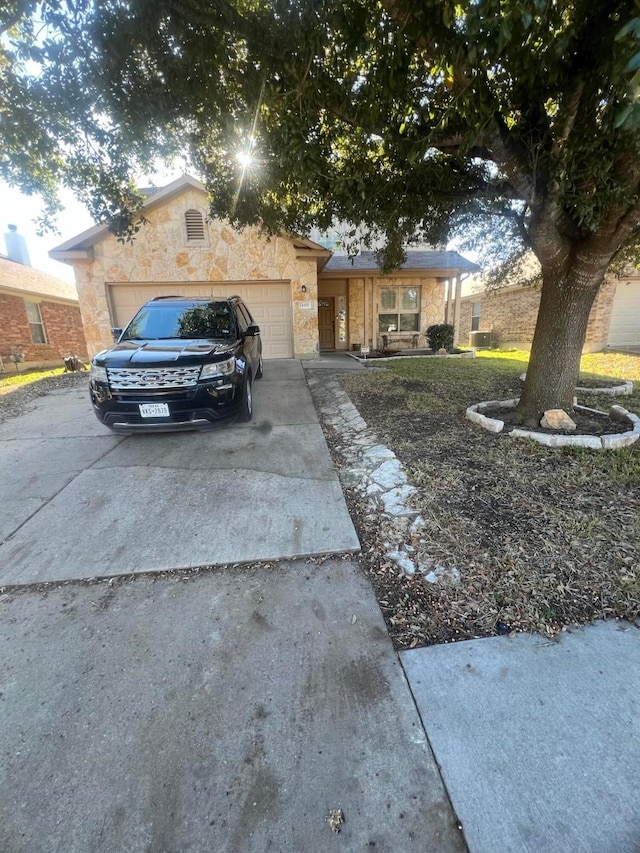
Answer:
200;357;236;380
90;364;108;383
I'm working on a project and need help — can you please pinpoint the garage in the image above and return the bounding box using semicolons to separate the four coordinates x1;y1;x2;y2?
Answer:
608;279;640;348
108;281;294;359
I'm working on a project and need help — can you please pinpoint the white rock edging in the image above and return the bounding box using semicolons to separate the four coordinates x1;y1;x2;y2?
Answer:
466;398;640;450
519;372;633;396
307;374;459;583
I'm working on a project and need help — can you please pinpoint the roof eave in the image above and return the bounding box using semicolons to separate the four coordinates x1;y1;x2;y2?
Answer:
49;175;207;258
320;266;477;277
49;248;94;263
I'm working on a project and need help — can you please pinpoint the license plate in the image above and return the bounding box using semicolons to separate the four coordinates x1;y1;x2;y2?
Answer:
139;403;170;418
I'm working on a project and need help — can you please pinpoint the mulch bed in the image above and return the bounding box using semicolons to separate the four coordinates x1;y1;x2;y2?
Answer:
481;404;629;435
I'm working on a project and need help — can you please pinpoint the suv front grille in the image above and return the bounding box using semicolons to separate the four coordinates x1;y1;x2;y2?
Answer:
107;366;201;390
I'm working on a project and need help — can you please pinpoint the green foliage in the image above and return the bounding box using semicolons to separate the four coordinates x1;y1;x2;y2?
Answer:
426;323;454;351
1;1;639;273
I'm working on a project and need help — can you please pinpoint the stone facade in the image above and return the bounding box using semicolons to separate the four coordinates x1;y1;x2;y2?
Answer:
334;275;444;350
459;278;620;352
54;178;476;359
0;257;87;367
70;188;320;357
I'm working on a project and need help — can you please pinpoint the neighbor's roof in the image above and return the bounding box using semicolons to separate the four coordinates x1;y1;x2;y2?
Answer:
49;175;331;266
0;254;79;303
323;250;479;275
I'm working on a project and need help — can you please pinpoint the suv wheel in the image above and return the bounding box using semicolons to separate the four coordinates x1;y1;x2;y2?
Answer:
238;372;253;422
255;354;264;380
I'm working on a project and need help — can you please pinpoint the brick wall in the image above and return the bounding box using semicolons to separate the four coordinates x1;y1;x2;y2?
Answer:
460;279;619;351
0;293;88;366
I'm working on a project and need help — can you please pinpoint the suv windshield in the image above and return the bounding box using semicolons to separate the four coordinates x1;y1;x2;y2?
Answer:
122;302;234;341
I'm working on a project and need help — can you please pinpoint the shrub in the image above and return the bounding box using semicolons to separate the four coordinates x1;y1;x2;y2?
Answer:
426;323;454;351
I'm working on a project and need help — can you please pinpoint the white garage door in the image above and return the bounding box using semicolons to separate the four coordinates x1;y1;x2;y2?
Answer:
108;281;294;359
608;280;640;348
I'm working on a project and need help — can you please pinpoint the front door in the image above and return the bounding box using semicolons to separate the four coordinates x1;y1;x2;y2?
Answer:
318;298;335;351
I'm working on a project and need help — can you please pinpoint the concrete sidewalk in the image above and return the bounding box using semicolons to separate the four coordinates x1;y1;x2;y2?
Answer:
0;360;359;584
402;620;640;852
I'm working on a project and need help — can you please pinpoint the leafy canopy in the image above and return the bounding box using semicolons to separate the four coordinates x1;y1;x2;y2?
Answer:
1;0;640;272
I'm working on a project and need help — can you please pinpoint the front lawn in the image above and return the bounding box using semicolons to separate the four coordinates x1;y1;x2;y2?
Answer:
339;350;640;647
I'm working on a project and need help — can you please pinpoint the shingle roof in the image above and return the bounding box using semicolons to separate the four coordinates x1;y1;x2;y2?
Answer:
323;250;479;274
0;256;79;302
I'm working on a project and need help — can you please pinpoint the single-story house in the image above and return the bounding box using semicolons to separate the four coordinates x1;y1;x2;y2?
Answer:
50;175;478;359
0;252;88;371
459;276;640;352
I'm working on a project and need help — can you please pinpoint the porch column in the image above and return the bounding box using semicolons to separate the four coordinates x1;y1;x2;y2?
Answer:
453;275;461;346
445;277;453;325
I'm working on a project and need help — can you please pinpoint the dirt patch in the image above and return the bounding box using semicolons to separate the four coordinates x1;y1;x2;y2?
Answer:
0;373;87;423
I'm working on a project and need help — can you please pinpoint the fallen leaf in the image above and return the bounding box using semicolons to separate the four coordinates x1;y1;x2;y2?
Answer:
327;808;344;833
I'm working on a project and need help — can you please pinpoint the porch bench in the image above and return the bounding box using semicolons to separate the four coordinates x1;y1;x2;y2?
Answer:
380;333;420;351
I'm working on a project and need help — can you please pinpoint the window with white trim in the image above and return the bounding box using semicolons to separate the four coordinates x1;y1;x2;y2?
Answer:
25;301;47;344
185;209;206;242
378;286;421;332
471;301;482;332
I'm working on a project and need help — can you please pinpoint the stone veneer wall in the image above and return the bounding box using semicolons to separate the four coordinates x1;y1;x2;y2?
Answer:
71;188;320;357
344;276;444;350
459;279;619;352
348;278;366;347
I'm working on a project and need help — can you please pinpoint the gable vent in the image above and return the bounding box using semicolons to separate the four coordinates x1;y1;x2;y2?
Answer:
185;209;206;241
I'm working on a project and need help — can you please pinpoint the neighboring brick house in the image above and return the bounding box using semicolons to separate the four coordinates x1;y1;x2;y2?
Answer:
50;175;478;358
459;275;640;352
0;254;88;371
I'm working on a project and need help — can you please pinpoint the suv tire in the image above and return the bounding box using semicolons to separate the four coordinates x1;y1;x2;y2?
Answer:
255;354;264;380
237;372;253;422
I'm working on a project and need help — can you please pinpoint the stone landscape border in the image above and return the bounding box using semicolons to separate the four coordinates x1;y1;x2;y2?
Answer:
307;373;460;581
518;372;633;396
350;350;476;364
466;400;640;449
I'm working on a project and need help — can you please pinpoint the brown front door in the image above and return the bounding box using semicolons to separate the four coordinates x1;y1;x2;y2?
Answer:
318;297;335;351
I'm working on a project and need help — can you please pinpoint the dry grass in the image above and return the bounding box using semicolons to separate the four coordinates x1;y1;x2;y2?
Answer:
338;350;640;647
0;366;65;395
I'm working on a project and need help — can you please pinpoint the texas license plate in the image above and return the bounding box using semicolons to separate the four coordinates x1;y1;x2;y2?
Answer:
139;403;170;418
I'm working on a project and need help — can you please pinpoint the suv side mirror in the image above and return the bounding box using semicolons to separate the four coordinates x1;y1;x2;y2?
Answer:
111;327;123;342
244;324;260;337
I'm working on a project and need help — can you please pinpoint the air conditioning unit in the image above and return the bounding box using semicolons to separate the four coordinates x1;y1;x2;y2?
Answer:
469;330;492;348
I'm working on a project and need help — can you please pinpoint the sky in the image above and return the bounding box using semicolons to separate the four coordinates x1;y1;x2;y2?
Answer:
1;163;183;281
1;183;95;281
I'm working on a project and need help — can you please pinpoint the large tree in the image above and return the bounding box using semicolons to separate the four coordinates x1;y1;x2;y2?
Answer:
2;0;640;423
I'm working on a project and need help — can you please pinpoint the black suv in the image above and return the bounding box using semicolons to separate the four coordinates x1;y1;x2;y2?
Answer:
89;295;263;432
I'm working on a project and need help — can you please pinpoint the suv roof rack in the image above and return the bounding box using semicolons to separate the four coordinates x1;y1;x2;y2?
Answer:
149;295;232;302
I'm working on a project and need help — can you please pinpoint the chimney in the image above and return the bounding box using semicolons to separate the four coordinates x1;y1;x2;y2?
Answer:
4;224;31;266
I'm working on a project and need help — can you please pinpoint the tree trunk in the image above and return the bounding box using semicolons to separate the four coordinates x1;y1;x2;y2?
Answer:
516;265;605;426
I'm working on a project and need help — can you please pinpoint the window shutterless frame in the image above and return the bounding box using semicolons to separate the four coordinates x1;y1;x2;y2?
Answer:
378;286;421;333
24;300;47;344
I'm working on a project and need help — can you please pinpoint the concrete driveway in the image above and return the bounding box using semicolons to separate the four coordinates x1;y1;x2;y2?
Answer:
0;361;359;584
0;362;466;852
